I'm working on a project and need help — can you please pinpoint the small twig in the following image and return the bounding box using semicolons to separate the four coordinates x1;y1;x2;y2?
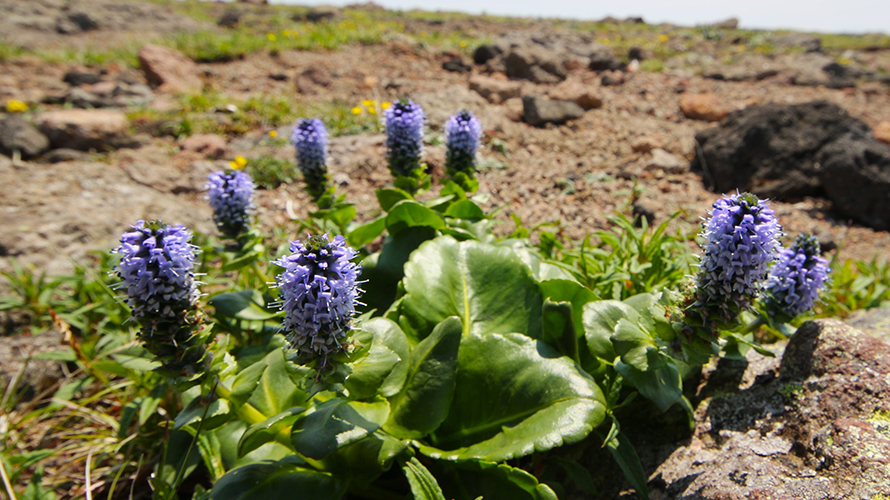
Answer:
0;452;18;500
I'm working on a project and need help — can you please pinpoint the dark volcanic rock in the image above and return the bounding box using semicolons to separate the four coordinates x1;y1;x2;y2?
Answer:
505;46;567;83
818;134;890;230
690;100;874;200
522;95;584;126
472;44;502;65
442;57;472;73
652;319;890;499
63;71;102;87
588;46;625;71
0;116;50;159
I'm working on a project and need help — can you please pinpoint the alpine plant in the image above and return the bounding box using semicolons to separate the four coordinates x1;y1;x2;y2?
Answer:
272;234;362;374
445;110;482;191
763;233;830;318
113;220;207;378
384;100;426;191
292;118;332;201
206;169;255;239
685;192;782;335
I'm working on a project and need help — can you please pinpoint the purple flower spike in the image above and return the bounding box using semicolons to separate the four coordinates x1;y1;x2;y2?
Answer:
114;220;200;322
691;192;782;329
764;233;830;317
291;118;331;200
206;170;255;238
272;234;362;371
445;110;482;189
384;100;425;181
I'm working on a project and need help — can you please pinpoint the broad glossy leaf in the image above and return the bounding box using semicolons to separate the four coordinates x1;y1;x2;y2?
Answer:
541;300;579;363
228;361;268;408
505;243;577;282
444;200;485;220
539;279;598;337
377;188;413;211
422;333;606;462
210;290;280;321
210;457;346;500
605;431;649;500
347;215;386;247
320;431;410;483
582;300;636;361
237;407;306;458
346;318;410;399
399;237;543;341
615;354;683;411
248;349;309;418
384;317;461;439
402;457;447;500
174;396;232;431
360;227;436;315
433;460;559;500
612;319;655;371
292;399;387;460
386;201;446;235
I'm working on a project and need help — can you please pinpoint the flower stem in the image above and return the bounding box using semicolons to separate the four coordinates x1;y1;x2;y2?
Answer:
738;315;767;336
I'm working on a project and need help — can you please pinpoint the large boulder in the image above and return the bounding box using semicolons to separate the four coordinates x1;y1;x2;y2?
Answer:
138;44;203;94
35;109;141;151
652;319;890;499
522;95;584;126
690;100;890;228
505;46;567;84
0;115;50;159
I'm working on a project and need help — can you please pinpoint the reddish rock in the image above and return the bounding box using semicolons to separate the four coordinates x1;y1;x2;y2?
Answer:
874;120;890;145
35;109;139;151
138;44;203;94
468;75;521;104
679;93;729;122
631;135;665;153
549;81;603;110
179;134;227;159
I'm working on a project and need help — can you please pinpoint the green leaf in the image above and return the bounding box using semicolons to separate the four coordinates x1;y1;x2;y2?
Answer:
346;318;410;399
615;354;683;411
422;333;606;462
174;396;232;431
210;457;347;500
210;290;280;321
444;200;485;220
377;188;413;211
433;460;559;500
347;215;386;247
582;300;635;362
440;180;468;200
292;399;386;460
228;361;268;407
398;237;543;341
384;317;461;439
320;431;410;483
248;349;309;418
386;200;445;235
237;407;306;458
402;457;447;500
546;457;598;496
359;226;437;315
541;300;579;363
538;280;598;338
612;319;655;371
221;251;261;273
604;431;649;500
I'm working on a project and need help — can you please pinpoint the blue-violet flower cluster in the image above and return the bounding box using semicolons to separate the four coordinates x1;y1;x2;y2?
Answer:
764;233;830;317
445;110;482;189
113;220;206;377
206;170;255;238
690;192;782;330
384;100;425;182
291;118;331;200
272;234;362;371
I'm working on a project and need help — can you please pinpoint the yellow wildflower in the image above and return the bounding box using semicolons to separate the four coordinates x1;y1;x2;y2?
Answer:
381;102;391;110
230;156;248;170
352;106;362;115
368;107;376;115
5;100;28;113
267;33;277;42
361;99;375;107
658;34;670;43
269;130;278;138
602;38;610;45
459;41;467;48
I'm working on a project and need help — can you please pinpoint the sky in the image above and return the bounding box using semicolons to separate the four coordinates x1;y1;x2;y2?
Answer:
273;0;890;34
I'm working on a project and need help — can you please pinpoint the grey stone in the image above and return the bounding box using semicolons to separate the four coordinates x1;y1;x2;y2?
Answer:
0;116;50;159
442;57;472;73
522;95;584;126
36;109;141;151
646;148;686;174
505;46;567;83
63;71;102;87
588;45;625;71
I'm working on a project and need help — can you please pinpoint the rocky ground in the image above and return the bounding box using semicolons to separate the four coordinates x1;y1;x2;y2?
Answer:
1;1;890;498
